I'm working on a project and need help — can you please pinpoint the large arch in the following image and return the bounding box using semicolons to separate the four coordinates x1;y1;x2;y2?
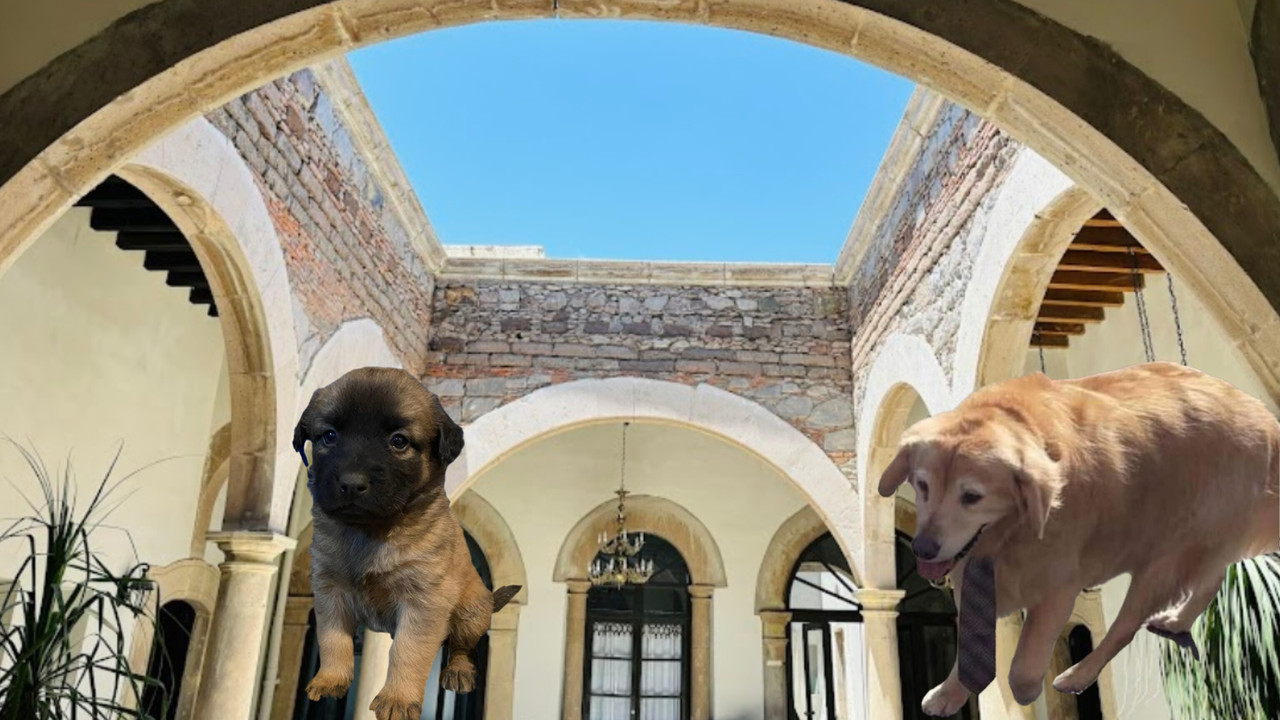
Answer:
951;153;1095;395
3;0;1280;404
855;332;951;588
115;118;301;533
446;375;860;576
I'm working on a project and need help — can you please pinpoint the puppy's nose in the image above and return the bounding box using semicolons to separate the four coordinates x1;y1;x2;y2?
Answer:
338;473;370;496
913;535;941;561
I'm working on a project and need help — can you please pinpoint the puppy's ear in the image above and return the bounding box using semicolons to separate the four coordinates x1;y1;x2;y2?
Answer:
878;445;912;497
1009;441;1063;540
292;390;321;468
434;398;465;467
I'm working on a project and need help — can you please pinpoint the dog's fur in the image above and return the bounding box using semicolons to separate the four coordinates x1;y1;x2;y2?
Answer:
294;367;520;720
878;362;1280;716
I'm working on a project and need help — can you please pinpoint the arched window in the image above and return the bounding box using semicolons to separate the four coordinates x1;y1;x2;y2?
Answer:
1067;626;1103;720
583;534;691;720
422;531;493;720
785;532;865;720
895;531;976;720
140;600;197;720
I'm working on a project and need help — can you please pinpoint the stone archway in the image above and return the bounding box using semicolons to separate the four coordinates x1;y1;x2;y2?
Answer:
454;491;528;720
117;118;301;533
4;0;1280;405
553;493;726;720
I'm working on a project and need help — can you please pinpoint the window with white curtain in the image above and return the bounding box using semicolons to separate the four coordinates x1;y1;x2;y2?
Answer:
585;534;691;720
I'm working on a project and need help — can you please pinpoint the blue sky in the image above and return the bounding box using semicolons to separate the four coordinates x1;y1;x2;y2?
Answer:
349;20;914;264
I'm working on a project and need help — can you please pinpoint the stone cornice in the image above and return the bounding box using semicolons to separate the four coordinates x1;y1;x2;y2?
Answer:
310;58;448;271
834;88;947;286
439;257;837;288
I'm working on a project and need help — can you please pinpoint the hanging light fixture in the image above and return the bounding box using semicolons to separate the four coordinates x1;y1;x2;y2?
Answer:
588;422;654;588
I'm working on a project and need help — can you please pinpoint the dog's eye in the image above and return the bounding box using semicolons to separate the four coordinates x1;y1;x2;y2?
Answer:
389;433;410;451
960;491;983;506
321;430;337;447
916;480;929;499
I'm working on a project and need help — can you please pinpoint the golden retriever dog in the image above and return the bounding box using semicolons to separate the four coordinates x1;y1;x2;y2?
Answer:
293;367;520;720
878;362;1280;715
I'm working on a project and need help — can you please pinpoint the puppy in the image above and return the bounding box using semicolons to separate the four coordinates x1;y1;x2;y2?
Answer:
293;367;520;720
879;362;1280;716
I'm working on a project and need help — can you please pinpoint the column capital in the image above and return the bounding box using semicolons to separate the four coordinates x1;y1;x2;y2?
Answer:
207;531;295;564
857;587;905;612
688;584;715;600
758;610;792;639
566;579;592;594
492;603;522;631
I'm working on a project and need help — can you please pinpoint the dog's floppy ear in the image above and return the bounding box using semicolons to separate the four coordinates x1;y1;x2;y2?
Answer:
1009;441;1063;540
878;445;913;497
434;397;465;467
292;390;323;468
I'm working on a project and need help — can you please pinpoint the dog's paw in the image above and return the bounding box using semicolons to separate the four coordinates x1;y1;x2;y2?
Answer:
1009;673;1045;706
369;691;422;720
1052;664;1098;696
1148;624;1201;660
305;670;352;701
442;663;477;694
921;680;970;717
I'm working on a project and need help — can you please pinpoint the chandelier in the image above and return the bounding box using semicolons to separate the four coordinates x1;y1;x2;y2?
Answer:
588;422;655;588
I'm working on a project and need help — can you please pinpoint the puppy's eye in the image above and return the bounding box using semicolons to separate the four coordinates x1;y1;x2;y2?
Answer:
916;480;929;499
389;433;410;451
321;430;337;447
961;491;983;506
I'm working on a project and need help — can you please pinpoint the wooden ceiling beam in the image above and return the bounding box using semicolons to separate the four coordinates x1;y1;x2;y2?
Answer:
1058;250;1163;273
1035;321;1087;336
1042;289;1125;307
1049;271;1144;291
1071;226;1145;252
1037;304;1105;323
1030;334;1070;348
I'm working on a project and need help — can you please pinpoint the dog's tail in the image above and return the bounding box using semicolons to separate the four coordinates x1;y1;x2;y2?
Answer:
492;585;521;613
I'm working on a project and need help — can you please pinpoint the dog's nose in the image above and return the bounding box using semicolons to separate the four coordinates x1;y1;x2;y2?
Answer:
338;474;370;496
913;535;941;561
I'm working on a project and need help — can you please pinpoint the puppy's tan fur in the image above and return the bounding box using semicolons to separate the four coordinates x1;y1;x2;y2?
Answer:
879;362;1280;715
294;368;519;720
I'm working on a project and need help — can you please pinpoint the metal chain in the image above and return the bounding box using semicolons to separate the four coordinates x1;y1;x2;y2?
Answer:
1036;333;1047;373
1166;273;1188;365
1128;248;1155;363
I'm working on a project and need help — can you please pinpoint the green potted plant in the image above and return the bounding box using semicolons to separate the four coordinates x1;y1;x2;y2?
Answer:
1160;552;1280;719
0;446;167;719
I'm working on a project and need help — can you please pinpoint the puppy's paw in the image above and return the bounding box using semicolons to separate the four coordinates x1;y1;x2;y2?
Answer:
306;670;352;701
442;662;477;694
370;691;422;720
921;680;970;717
1009;673;1045;706
1148;624;1201;660
1052;664;1098;696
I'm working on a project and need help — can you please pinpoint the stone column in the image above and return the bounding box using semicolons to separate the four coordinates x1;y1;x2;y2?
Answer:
561;580;591;720
859;588;906;720
193;532;294;720
351;630;394;720
269;597;314;720
759;610;792;720
485;604;522;720
688;585;714;720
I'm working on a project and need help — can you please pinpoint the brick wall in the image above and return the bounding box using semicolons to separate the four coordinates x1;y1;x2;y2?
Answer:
422;280;858;481
206;70;434;374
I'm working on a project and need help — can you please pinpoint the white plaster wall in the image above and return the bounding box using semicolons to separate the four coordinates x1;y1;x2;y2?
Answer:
1016;269;1280;720
0;209;227;579
466;421;811;720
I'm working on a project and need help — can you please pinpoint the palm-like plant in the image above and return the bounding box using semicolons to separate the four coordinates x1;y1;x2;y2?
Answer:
0;447;166;719
1160;552;1280;719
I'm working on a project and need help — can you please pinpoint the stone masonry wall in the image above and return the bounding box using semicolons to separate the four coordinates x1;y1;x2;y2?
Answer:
849;102;1020;392
206;70;434;374
422;280;858;481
